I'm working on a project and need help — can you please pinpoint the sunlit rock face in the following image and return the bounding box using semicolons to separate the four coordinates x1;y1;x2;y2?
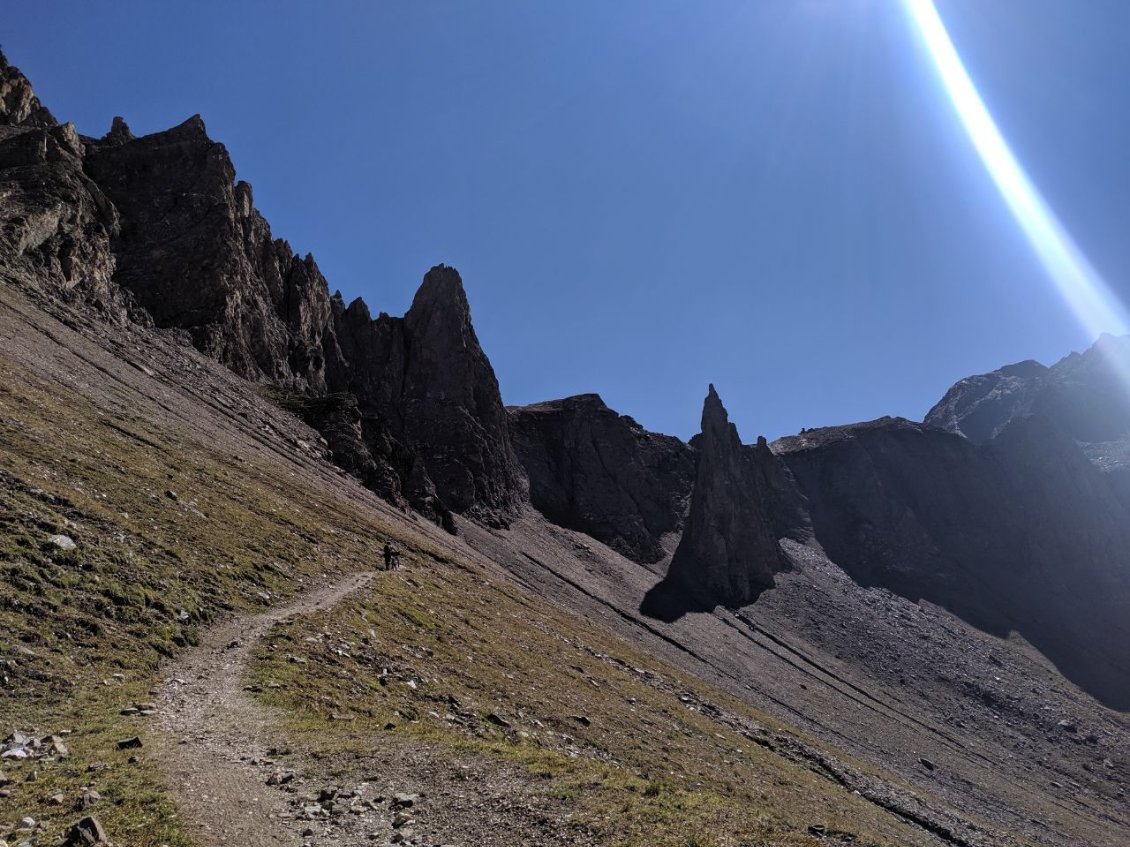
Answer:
0;53;129;316
0;50;55;127
928;335;1130;466
927;335;1130;512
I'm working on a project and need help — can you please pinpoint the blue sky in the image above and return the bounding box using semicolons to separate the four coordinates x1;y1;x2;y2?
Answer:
7;1;1130;440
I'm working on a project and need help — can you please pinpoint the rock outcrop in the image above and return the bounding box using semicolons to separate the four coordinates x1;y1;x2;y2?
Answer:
84;115;346;392
0;48;524;530
927;335;1130;503
776;414;1130;709
925;359;1048;444
0;54;129;317
665;386;809;607
508;393;695;562
332;266;525;527
0;51;55;128
926;335;1130;449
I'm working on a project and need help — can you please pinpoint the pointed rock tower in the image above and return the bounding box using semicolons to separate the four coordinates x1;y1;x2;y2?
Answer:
398;265;526;525
667;385;806;606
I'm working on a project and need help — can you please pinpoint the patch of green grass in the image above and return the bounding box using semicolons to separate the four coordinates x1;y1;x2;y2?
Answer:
0;678;193;847
247;555;939;847
0;358;438;844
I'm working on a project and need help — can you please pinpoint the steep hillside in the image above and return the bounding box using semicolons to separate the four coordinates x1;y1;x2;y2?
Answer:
3;45;1130;847
1;267;953;847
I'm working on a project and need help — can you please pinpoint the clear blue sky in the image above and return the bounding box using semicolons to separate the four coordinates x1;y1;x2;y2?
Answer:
7;1;1130;440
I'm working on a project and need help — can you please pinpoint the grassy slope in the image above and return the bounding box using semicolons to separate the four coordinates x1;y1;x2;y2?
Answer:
0;299;425;845
247;554;942;847
0;288;943;847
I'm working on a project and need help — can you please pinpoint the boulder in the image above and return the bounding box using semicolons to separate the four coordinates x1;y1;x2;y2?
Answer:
67;816;107;845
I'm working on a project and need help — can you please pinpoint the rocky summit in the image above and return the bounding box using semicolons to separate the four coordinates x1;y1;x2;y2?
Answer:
4;45;1130;847
0;52;523;532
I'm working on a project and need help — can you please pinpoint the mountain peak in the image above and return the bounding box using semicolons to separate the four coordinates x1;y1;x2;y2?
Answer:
665;385;799;607
0;48;56;128
407;264;471;325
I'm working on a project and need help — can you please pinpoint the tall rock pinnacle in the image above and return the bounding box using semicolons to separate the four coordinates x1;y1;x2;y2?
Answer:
666;385;803;606
400;265;526;524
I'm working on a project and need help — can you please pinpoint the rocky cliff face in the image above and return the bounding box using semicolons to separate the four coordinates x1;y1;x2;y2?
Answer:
776;414;1130;709
332;266;525;527
665;386;809;607
927;335;1130;505
0;54;131;318
84;115;346;392
925;359;1048;444
0;52;55;128
0;48;523;530
508;393;695;562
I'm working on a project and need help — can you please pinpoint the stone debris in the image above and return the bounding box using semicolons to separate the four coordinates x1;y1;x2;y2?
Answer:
485;712;511;729
265;768;296;786
66;815;107;845
48;533;77;550
120;701;158;717
287;784;429;843
1;731;70;761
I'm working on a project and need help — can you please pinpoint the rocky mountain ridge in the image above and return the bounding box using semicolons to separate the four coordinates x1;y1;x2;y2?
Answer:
0;50;523;530
507;392;695;563
5;44;1130;715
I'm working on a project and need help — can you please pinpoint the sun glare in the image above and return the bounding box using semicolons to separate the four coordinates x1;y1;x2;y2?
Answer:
902;0;1130;342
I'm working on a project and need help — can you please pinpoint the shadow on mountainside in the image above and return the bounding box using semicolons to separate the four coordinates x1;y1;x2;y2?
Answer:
639;574;771;623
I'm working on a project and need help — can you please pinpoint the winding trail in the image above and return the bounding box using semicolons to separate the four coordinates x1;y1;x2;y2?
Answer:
154;571;375;847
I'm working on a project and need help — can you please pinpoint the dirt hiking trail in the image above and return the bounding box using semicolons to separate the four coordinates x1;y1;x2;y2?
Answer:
152;569;591;847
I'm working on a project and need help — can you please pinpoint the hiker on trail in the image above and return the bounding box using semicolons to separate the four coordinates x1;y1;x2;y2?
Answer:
382;541;399;571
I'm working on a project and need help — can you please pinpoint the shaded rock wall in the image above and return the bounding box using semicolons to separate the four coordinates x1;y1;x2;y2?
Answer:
508;393;695;562
776;415;1130;709
331;266;525;527
84;115;346;392
665;385;810;607
0;48;523;530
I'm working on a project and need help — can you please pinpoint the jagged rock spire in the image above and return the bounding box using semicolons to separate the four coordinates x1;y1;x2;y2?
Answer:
666;385;799;606
102;116;135;145
399;265;527;525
